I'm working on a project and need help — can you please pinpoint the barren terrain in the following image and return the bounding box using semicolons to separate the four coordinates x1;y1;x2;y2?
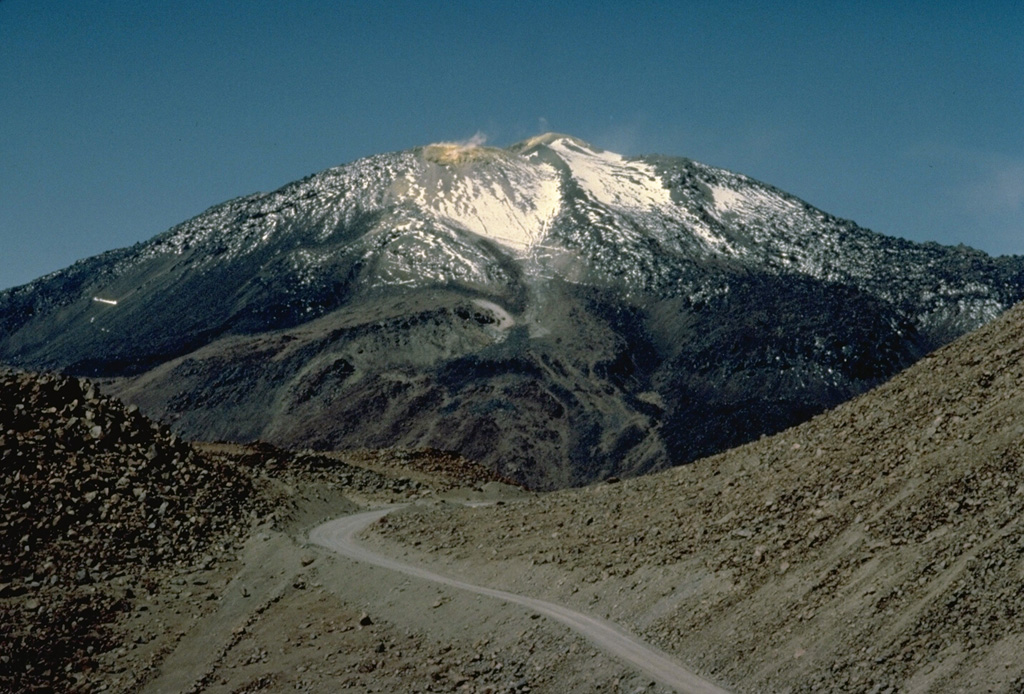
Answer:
2;373;692;693
373;301;1024;692
6;300;1024;693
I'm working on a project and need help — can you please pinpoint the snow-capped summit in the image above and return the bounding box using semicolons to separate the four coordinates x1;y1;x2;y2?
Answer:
401;136;565;254
3;135;1023;488
90;131;1007;318
395;133;729;259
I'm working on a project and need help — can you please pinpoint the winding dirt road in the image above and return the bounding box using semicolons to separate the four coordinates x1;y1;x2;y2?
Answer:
309;507;731;694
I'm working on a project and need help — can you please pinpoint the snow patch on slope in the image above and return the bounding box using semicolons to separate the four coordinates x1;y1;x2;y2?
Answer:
396;152;563;254
709;183;803;218
709;185;745;212
548;139;672;210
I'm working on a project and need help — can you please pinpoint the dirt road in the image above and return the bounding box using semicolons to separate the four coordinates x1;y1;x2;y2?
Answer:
309;508;731;694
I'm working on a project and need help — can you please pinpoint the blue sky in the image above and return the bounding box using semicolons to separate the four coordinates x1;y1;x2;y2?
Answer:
2;1;1022;289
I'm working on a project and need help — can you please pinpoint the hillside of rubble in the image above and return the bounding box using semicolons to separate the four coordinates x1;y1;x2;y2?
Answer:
0;368;533;693
373;300;1024;693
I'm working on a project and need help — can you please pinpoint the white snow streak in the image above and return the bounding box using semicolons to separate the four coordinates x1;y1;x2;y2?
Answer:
709;185;745;212
709;183;801;217
402;155;562;254
548;139;672;210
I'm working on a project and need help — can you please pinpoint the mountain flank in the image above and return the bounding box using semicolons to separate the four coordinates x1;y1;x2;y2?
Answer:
2;135;1024;487
371;298;1024;692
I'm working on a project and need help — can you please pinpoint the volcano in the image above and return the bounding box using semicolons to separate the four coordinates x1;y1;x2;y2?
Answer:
3;134;1023;488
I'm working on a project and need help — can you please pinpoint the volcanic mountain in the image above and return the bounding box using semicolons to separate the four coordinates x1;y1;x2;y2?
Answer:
2;134;1023;488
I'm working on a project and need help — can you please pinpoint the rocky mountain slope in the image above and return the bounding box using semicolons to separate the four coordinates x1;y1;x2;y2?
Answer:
3;134;1024;487
0;368;255;692
0;367;523;693
373;299;1024;692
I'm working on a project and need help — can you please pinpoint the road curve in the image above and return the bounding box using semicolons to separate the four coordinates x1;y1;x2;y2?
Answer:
309;508;731;694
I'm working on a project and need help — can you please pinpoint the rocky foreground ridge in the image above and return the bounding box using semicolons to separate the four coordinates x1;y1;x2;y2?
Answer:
373;300;1024;693
0;368;256;691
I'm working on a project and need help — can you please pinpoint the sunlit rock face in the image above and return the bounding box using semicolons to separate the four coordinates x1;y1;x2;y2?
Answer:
3;134;1023;488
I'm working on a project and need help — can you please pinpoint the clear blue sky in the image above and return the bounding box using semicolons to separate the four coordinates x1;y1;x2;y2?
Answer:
2;1;1022;290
